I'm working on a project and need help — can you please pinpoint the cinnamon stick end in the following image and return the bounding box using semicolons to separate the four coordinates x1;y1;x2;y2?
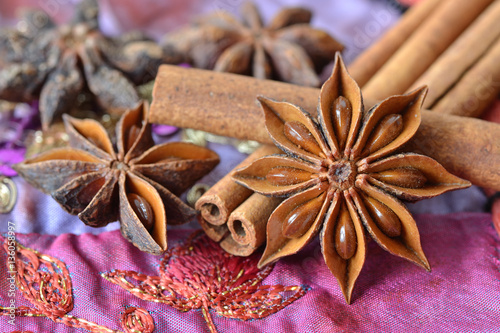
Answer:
195;195;230;226
227;213;255;247
197;215;228;242
220;235;259;257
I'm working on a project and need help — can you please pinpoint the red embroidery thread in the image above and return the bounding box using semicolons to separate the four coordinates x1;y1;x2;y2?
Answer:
1;238;154;333
103;231;307;333
121;307;155;333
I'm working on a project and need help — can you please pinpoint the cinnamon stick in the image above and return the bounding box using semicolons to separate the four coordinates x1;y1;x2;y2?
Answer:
403;112;500;189
362;0;494;100
150;65;500;190
430;39;500;117
348;0;442;87
410;0;500;110
195;144;281;255
195;144;280;225
196;215;228;242
221;194;282;256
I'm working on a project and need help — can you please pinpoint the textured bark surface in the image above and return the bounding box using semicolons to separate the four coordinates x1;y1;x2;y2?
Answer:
348;0;443;87
221;193;282;256
195;145;279;225
195;145;282;256
150;65;500;190
430;39;500;117
362;0;494;100
410;0;500;110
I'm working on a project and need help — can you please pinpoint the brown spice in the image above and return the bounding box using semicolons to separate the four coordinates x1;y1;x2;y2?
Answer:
232;53;470;303
14;103;219;254
0;0;170;130
149;64;500;191
361;0;494;100
222;193;282;256
161;2;343;87
196;145;280;225
195;144;283;256
430;38;500;117
409;0;500;111
348;0;443;86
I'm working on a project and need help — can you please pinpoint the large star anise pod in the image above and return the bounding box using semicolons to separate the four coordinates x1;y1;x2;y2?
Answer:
13;103;219;254
161;2;343;87
0;0;168;130
233;54;470;303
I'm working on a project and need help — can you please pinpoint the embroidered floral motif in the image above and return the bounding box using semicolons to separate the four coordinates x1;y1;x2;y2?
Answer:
121;307;155;333
102;231;307;333
0;238;154;333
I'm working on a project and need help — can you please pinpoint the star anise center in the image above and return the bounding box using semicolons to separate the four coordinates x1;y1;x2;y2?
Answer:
58;23;92;49
110;160;129;171
327;159;356;191
241;27;266;44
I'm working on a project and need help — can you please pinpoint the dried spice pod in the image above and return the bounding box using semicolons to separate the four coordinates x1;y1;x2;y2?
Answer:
0;0;169;130
233;53;470;303
161;2;343;87
14;103;219;254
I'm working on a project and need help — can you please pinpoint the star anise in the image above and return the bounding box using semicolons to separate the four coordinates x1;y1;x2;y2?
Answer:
13;103;219;254
161;2;343;87
233;53;470;303
0;0;169;130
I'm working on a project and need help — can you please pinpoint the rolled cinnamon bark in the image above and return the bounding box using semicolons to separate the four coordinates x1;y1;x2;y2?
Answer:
150;65;500;190
362;0;494;100
195;145;280;225
430;39;500;117
195;144;281;255
151;65;319;143
410;0;500;110
222;194;282;256
402;112;500;190
348;0;443;87
196;215;228;242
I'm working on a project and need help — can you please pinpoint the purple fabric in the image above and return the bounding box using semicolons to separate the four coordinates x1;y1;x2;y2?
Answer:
0;148;25;177
0;103;39;177
1;213;499;332
152;124;178;137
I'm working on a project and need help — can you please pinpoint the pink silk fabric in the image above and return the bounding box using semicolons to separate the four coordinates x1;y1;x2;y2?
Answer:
1;213;499;332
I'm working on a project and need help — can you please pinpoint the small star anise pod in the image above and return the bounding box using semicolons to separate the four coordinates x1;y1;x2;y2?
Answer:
0;0;168;130
13;103;219;254
161;2;343;87
233;53;470;303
